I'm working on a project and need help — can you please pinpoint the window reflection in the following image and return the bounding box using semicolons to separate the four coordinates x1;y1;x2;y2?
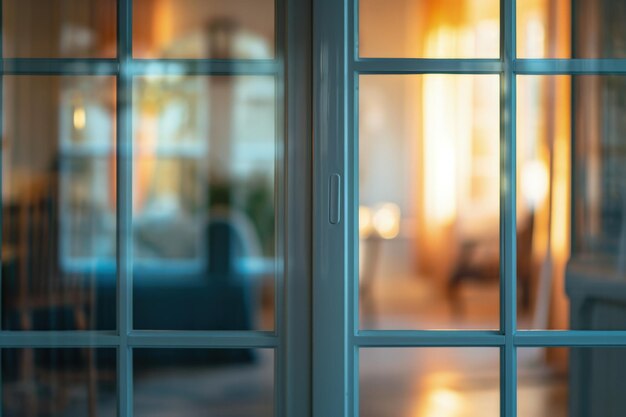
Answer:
360;0;626;60
519;348;626;417
132;76;276;330
1;74;277;332
357;0;626;414
359;74;500;330
2;0;117;58
2;348;117;417
133;0;275;59
360;348;500;417
517;75;626;331
134;349;273;417
359;0;500;58
2;76;116;330
516;75;571;330
518;0;626;58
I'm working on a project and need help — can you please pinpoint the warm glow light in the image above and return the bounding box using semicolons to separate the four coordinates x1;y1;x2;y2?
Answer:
154;0;174;54
521;159;550;208
423;74;461;225
73;106;86;131
425;26;457;58
135;111;158;211
359;206;374;239
551;132;570;258
420;388;464;417
525;17;546;56
372;203;401;239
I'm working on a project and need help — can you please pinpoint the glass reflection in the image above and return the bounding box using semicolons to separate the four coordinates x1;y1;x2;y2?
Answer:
517;0;626;58
2;0;116;58
134;349;273;417
2;348;117;417
359;0;626;60
133;0;275;59
2;76;117;330
359;75;500;330
132;76;276;330
516;75;570;330
360;348;500;417
359;0;499;58
517;76;626;331
518;347;626;416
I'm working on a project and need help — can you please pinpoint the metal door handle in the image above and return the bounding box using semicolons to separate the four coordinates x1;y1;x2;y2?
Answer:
329;174;341;224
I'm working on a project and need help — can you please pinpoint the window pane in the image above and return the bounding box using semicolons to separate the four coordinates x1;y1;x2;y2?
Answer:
2;348;116;417
360;348;500;417
2;0;116;58
134;348;273;417
359;75;500;330
519;347;626;417
517;0;626;58
133;0;275;59
359;0;499;58
2;76;117;330
517;75;626;331
132;76;276;331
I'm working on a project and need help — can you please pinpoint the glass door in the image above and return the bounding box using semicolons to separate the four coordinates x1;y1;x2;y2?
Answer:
0;0;311;416
313;0;626;416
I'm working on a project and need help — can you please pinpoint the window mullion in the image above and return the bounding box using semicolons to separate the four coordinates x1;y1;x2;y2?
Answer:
501;0;517;416
312;0;349;415
0;6;4;410
117;0;133;416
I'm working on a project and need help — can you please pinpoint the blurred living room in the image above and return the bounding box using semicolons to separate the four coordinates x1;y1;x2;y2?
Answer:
1;0;626;417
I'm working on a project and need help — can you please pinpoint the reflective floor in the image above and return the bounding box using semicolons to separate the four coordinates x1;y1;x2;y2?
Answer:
2;348;274;417
361;347;568;417
0;345;569;417
359;277;567;417
133;349;274;417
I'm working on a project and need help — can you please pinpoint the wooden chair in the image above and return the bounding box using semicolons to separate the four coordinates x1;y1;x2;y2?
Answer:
2;175;98;417
447;215;536;313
